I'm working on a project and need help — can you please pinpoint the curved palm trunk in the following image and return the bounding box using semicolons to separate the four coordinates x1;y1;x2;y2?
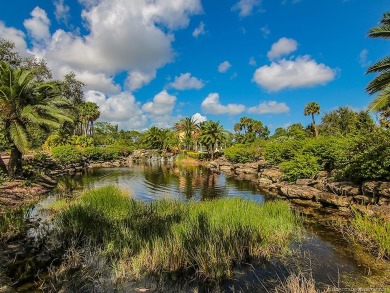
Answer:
8;146;23;178
311;114;318;138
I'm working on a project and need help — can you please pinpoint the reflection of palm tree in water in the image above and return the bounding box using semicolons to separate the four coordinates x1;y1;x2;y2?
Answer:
200;170;226;200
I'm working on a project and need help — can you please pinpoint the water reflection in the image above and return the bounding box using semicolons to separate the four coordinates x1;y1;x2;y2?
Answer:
55;162;265;203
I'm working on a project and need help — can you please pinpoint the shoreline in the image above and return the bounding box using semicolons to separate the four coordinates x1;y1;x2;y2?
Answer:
206;156;390;222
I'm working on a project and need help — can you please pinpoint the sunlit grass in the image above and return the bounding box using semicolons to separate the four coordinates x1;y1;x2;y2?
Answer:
349;211;390;260
55;185;302;282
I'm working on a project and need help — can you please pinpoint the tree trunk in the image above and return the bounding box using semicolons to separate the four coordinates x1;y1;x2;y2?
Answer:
8;147;23;178
210;143;215;160
312;114;318;138
0;156;7;174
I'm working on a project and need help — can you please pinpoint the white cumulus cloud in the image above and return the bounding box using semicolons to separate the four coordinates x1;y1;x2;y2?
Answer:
85;90;148;130
232;0;261;17
170;73;204;90
218;61;231;73
142;90;176;116
126;70;157;91
267;37;297;60
253;55;336;92
0;22;28;55
8;1;202;95
23;7;51;42
192;21;206;38
248;101;290;114
192;113;207;123
201;93;245;115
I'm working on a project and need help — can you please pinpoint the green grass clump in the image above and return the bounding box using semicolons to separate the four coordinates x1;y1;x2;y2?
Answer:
55;185;301;283
0;206;31;242
349;212;390;260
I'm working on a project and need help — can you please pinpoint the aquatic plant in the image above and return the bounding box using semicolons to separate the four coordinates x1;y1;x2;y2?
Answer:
53;185;301;286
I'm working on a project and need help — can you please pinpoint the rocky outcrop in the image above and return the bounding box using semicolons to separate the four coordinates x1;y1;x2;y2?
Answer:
279;185;320;200
207;156;390;217
362;181;390;198
130;149;175;162
259;168;284;183
325;182;361;197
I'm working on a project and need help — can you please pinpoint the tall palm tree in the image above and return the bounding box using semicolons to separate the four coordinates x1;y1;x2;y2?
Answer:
79;101;100;136
366;11;390;127
175;117;199;151
0;61;72;177
304;102;320;138
198;120;227;159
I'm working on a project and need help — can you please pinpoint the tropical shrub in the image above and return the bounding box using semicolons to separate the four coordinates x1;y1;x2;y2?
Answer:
51;145;83;165
301;137;348;171
186;151;208;160
264;138;304;165
279;153;321;182
336;129;390;182
224;144;261;163
83;145;134;161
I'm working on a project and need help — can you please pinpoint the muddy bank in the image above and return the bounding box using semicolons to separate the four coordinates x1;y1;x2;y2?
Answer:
0;176;58;214
207;156;390;220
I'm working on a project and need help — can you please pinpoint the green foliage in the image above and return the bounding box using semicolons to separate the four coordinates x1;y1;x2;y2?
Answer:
348;210;390;259
224;144;261;163
0;206;31;243
336;129;390;182
279;153;321;182
186;151;208;160
51;145;83;165
55;186;301;283
234;116;269;143
83;145;134;161
264;138;304;165
69;135;94;147
287;123;307;140
199;120;228;159
320;107;376;137
301;137;348;171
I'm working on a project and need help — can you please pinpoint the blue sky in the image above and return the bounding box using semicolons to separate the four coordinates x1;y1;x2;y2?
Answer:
0;0;388;132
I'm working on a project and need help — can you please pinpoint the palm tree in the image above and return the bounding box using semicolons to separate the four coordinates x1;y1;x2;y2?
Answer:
304;102;320;138
0;61;72;177
175;117;199;150
79;101;100;136
234;117;269;143
366;12;390;127
198;120;227;159
144;126;166;150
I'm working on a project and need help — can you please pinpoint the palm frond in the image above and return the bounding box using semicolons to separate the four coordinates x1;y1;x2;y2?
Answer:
366;71;390;95
366;56;390;74
368;87;390;112
368;25;390;39
380;12;390;25
9;121;29;153
20;105;41;123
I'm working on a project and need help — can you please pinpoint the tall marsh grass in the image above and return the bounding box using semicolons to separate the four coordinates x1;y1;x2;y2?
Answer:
349;212;390;260
54;185;301;283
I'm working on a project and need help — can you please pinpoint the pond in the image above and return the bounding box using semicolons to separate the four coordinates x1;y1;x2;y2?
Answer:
22;163;390;291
